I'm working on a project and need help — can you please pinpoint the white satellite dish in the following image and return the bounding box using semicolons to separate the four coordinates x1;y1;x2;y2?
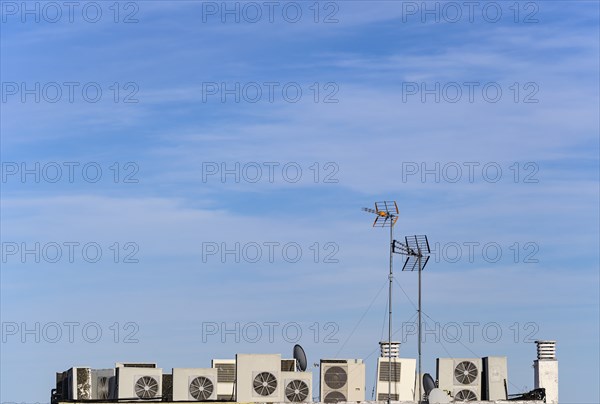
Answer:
428;388;451;404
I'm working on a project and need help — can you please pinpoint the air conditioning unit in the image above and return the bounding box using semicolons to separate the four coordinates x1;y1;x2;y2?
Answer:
375;357;416;401
236;353;282;402
115;365;163;400
437;358;482;401
320;359;365;403
67;367;91;400
282;371;312;403
482;356;508;400
91;369;115;399
173;368;218;401
212;359;236;401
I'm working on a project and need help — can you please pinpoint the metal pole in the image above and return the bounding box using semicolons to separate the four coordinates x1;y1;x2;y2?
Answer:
417;251;422;404
388;223;393;404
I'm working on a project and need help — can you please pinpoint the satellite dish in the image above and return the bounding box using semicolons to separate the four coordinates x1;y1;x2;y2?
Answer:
423;373;436;395
427;388;451;404
293;344;307;371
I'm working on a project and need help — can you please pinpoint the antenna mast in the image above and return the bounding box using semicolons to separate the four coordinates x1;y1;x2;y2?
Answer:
392;235;431;403
362;201;398;404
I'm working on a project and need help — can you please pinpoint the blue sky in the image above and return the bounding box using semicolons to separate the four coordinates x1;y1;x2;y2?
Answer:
1;1;599;403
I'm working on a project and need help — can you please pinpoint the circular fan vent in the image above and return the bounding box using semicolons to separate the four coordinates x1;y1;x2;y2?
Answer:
454;361;478;385
135;376;159;399
253;372;278;396
285;380;309;402
454;389;478;401
324;391;346;403
189;376;214;401
324;366;347;389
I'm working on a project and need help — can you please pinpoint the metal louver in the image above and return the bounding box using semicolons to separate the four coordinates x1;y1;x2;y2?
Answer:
216;363;236;383
377;393;399;401
454;389;478;401
454;361;478;385
135;376;159;399
253;372;278;396
189;376;214;401
324;366;347;389
324;391;346;403
378;361;401;382
285;380;309;402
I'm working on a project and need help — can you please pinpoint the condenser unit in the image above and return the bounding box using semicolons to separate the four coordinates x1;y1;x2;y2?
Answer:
115;365;163;400
482;356;508;400
173;368;218;401
437;358;482;401
320;359;365;403
282;371;312;403
212;359;236;401
375;357;416;401
236;354;282;402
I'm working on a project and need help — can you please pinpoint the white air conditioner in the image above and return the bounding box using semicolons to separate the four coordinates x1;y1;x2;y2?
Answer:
116;365;163;400
212;359;236;401
320;359;365;403
91;369;114;399
173;368;218;401
67;367;91;400
437;358;482;401
282;371;312;403
236;354;282;402
375;357;416;401
482;356;508;400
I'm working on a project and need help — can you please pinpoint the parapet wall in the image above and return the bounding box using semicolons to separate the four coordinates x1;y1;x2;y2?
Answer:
61;401;546;404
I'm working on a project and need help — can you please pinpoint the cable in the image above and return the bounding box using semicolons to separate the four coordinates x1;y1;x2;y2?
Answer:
335;279;387;357
393;277;417;311
380;289;389;342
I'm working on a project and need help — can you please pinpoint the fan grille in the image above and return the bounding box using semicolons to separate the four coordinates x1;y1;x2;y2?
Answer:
324;391;346;403
454;361;478;385
189;376;214;401
253;372;278;396
134;376;159;399
97;376;109;399
454;389;478;401
324;366;347;389
285;380;309;402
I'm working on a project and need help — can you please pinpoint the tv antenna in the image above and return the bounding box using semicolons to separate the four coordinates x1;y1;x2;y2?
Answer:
362;201;398;404
392;235;431;404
